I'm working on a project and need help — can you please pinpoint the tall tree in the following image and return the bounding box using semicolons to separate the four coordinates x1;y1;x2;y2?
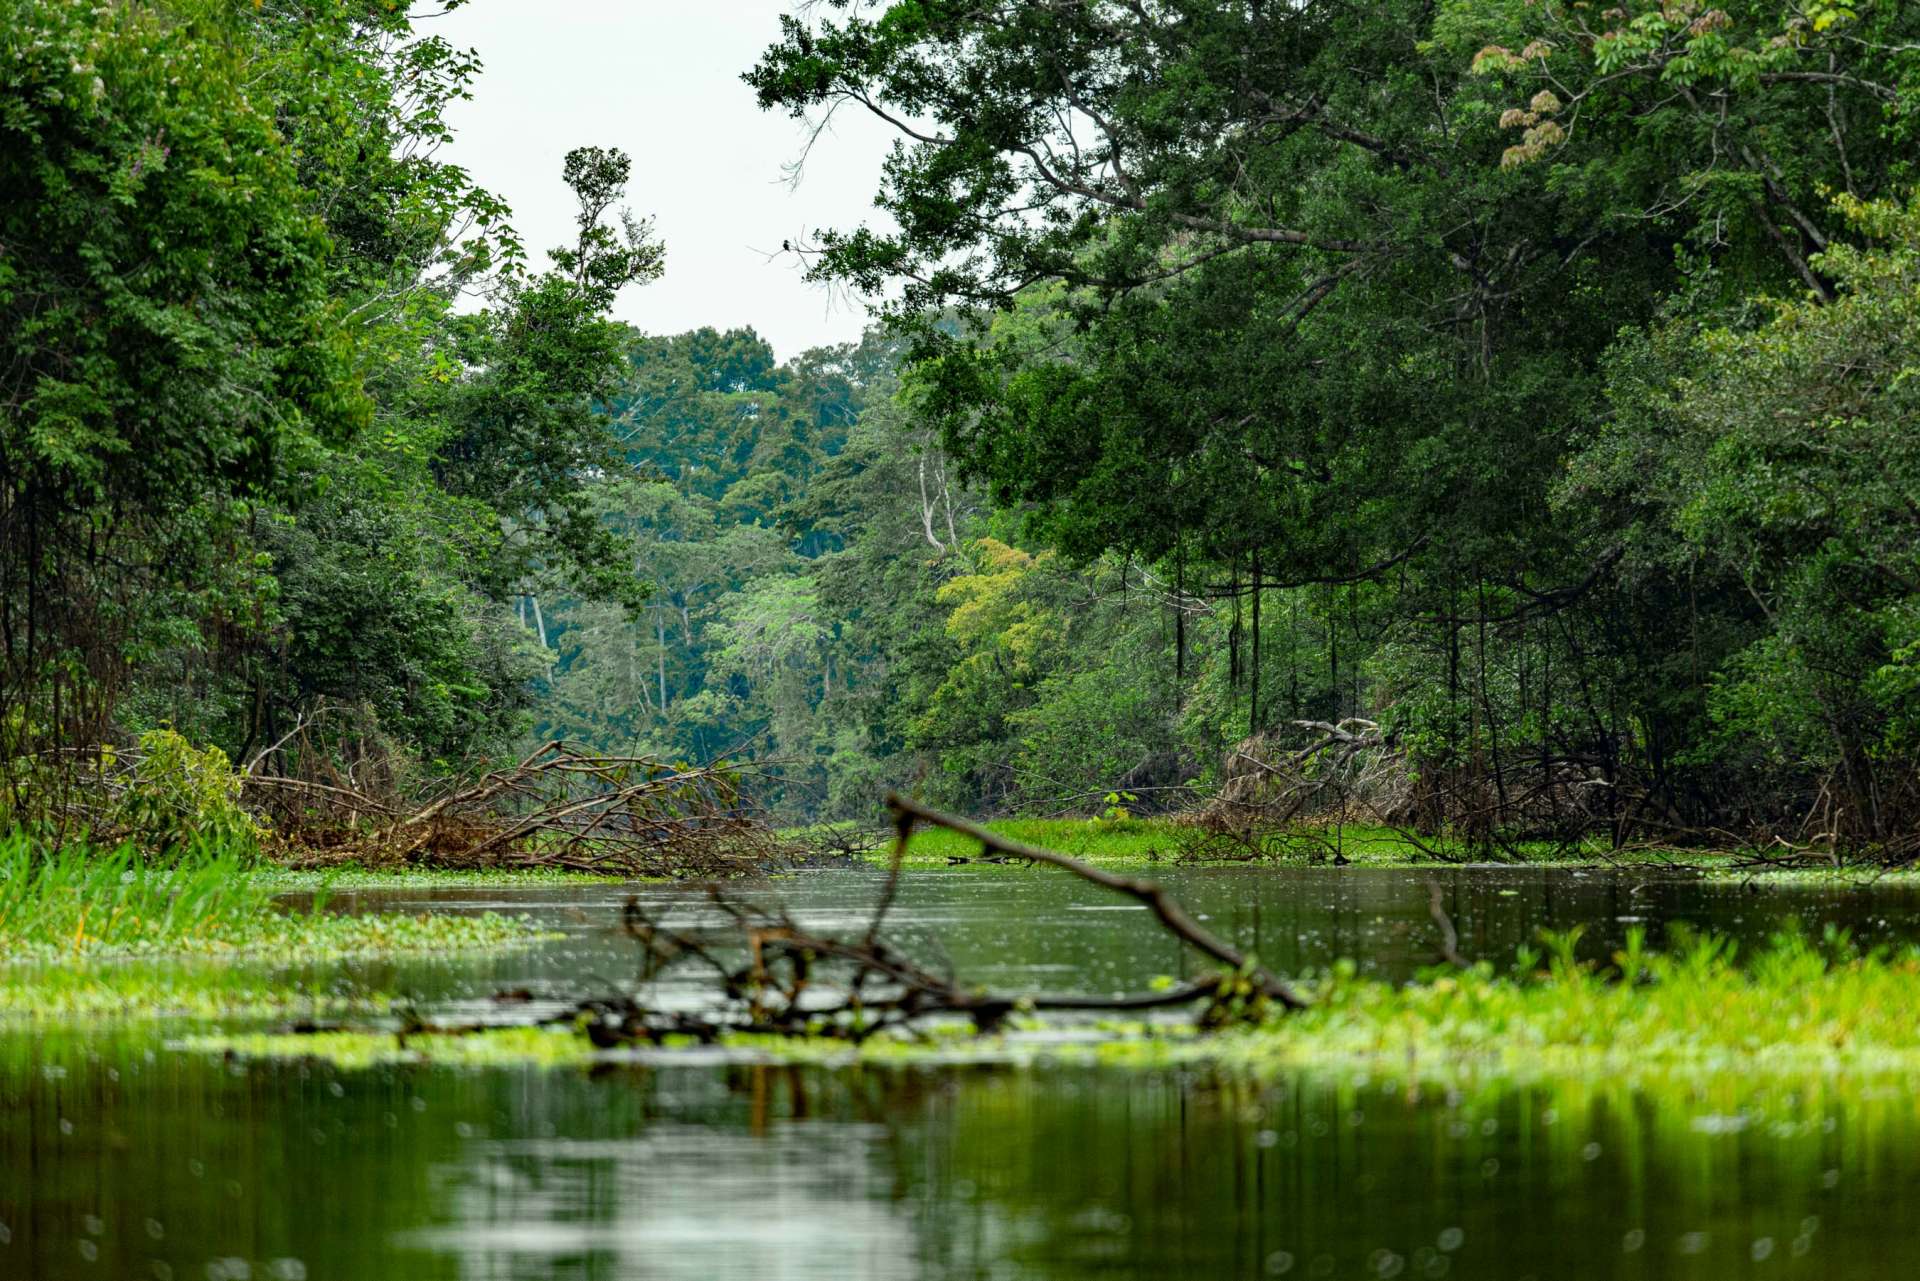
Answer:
1;0;364;755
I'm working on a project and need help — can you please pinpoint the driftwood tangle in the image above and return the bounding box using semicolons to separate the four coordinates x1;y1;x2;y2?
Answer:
252;740;783;877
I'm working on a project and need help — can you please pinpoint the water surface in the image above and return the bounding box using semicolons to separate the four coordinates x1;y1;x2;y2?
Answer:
5;865;1919;1280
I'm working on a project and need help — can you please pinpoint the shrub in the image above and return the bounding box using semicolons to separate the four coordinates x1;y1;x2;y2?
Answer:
108;729;267;862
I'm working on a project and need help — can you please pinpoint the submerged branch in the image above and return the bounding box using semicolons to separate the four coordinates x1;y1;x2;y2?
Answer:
885;793;1308;1010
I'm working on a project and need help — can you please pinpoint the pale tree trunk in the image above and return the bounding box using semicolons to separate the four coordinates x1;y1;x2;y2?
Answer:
938;453;961;548
655;605;668;713
631;631;651;712
918;452;947;552
528;594;551;681
530;595;548;649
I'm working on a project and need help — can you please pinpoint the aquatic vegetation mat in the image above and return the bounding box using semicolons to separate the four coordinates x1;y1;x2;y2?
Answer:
261;865;636;890
194;927;1920;1088
1161;927;1920;1082
0;964;395;1021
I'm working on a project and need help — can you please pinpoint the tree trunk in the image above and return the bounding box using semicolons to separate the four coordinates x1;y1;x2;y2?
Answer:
655;606;668;712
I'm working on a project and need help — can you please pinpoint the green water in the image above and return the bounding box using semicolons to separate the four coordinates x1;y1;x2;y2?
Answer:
6;866;1920;1279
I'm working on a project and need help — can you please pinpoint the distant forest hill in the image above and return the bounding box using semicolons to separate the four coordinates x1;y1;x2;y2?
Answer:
527;321;1244;822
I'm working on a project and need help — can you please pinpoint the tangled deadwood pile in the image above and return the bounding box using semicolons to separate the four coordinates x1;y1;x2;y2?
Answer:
1192;719;1647;862
249;740;789;876
1202;719;1409;827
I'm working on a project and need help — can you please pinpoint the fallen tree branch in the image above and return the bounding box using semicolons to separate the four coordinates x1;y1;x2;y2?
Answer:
885;793;1308;1010
254;741;787;876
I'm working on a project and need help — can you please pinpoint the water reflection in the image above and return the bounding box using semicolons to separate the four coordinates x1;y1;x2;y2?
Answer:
319;864;1920;1010
4;1041;1918;1280
8;866;1920;1279
407;1117;915;1279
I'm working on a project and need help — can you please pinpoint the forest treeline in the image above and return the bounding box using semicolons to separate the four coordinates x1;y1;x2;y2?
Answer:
3;1;1919;853
1;0;663;815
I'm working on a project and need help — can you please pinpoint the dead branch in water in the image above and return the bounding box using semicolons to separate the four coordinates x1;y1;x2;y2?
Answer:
885;794;1307;1010
548;792;1309;1047
553;882;1282;1046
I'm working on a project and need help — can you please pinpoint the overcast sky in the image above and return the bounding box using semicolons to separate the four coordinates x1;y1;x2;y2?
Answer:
433;1;895;360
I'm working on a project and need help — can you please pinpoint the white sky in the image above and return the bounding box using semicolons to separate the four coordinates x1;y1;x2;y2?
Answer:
432;1;896;360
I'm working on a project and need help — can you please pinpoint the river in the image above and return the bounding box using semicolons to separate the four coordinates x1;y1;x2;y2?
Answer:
5;864;1919;1279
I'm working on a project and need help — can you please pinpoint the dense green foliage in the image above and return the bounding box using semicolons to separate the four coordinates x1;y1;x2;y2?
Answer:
724;0;1920;842
5;1;1919;848
526;321;1202;816
1;0;660;813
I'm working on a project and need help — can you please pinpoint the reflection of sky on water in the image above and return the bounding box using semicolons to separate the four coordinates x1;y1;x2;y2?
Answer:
403;1123;926;1280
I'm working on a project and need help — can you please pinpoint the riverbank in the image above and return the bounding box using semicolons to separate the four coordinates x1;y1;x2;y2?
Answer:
869;816;1762;872
0;845;540;962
